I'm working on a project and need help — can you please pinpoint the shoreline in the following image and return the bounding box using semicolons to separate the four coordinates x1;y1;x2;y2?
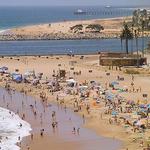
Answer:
0;16;132;41
0;16;149;41
0;16;150;41
0;106;31;150
0;87;121;150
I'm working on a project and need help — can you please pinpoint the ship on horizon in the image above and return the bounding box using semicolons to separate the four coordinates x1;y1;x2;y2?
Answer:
74;9;86;15
105;5;111;8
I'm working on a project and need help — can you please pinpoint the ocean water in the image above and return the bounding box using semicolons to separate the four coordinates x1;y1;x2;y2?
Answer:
0;6;134;29
0;38;149;55
0;6;149;55
0;107;31;150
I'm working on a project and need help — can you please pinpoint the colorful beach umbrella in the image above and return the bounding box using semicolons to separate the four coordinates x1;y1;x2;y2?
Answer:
111;81;119;86
112;111;118;116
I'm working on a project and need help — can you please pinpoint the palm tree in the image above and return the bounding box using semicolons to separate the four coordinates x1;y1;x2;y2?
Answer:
134;29;139;67
120;23;133;54
131;23;134;54
141;20;145;57
120;36;123;51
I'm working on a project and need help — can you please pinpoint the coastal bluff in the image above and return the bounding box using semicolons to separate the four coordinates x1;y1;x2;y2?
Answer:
0;17;131;41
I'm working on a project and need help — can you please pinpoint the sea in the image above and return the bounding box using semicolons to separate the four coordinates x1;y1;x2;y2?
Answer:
0;107;31;150
0;6;135;29
0;6;149;55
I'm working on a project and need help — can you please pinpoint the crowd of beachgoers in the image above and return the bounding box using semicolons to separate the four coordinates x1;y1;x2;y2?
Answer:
0;54;150;150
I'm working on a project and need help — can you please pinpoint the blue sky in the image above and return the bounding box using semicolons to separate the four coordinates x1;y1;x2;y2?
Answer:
0;0;149;6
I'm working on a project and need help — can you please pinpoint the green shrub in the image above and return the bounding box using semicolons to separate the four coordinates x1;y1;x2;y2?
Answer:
70;24;83;31
86;24;104;32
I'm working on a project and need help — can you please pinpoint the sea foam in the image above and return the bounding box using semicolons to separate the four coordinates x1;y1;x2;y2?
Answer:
0;30;6;34
0;107;32;150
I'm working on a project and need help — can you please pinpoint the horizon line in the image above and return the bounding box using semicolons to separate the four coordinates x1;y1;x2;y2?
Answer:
0;4;150;7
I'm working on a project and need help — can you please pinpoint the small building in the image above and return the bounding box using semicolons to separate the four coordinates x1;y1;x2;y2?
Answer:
98;52;147;66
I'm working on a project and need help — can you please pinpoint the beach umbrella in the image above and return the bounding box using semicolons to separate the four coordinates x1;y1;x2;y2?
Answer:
0;68;5;73
127;100;135;105
136;119;147;126
14;76;22;82
66;79;76;83
139;108;147;112
79;86;88;91
106;95;113;101
139;104;147;109
1;66;8;70
147;104;150;109
12;74;22;83
24;71;35;76
112;111;118;116
111;81;119;86
0;66;8;73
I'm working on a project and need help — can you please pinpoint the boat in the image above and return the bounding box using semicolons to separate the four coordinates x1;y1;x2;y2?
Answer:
74;9;86;15
105;5;111;8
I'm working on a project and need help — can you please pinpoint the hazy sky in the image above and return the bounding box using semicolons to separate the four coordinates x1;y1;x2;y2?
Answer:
0;0;150;6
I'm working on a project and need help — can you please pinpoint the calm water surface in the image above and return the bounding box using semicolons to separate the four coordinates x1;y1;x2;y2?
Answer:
0;38;149;55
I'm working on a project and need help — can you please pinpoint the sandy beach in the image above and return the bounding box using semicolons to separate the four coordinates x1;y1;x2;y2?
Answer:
1;16;149;41
0;54;150;150
0;17;135;40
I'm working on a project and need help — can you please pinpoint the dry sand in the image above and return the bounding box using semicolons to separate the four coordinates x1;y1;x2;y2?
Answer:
11;17;127;35
0;55;150;150
1;16;150;40
0;17;133;40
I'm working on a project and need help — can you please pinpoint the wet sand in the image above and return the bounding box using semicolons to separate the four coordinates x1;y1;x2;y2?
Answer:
0;88;121;150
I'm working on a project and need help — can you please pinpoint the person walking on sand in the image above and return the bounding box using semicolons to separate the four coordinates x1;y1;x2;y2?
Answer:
56;95;59;101
52;111;56;121
132;75;134;81
77;128;80;135
40;129;44;137
52;121;56;132
31;133;33;140
73;127;76;134
82;114;85;123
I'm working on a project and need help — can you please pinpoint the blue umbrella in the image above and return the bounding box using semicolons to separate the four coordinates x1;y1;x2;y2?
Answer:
140;108;147;112
1;66;8;70
111;81;119;86
112;111;118;116
147;104;150;109
12;74;22;82
139;104;147;108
